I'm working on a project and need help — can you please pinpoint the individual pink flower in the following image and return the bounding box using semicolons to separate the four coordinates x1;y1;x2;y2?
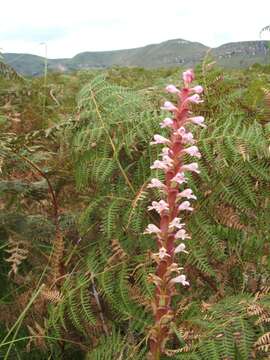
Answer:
160;147;171;157
178;201;194;212
181;132;195;145
150;158;173;171
186;94;204;104
147;178;166;189
150;134;171;146
178;188;197;200
174;126;187;137
170;274;190;286
181;162;200;174
190;85;203;94
189;116;206;128
182;146;201;158
174;243;189;254
182;69;194;85
156;247;170;259
161;101;178;112
169;217;185;230
161;154;173;165
175;228;191;240
144;224;161;235
168;262;184;272
166;84;180;94
160;117;174;128
171;172;187;184
148;200;169;214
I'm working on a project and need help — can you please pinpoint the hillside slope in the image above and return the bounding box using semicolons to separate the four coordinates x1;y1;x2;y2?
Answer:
2;39;269;75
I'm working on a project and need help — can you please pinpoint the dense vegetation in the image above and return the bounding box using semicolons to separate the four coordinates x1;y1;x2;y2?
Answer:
0;61;270;359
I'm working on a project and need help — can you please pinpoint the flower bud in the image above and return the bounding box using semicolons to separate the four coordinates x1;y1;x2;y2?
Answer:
183;69;195;85
166;84;180;94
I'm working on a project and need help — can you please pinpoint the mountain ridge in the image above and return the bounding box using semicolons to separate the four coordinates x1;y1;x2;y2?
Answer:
2;39;269;76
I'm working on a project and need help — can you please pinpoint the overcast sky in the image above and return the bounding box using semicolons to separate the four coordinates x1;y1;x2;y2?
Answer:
1;0;270;58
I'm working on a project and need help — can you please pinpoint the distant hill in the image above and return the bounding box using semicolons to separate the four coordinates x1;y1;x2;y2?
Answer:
2;39;270;76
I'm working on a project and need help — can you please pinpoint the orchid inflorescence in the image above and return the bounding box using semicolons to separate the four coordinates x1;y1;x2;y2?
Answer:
145;69;206;359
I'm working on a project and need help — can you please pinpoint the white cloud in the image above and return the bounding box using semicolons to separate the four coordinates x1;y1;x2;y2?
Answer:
1;0;270;58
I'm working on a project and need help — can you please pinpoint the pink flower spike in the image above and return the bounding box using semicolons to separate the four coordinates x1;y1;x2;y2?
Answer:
181;162;200;174
178;201;194;212
189;116;206;128
160;117;174;128
174;243;189;254
150;134;171;146
161;101;178;112
166;84;180;94
178;188;197;200
187;94;204;104
170;274;190;286
148;200;169;215
171;172;187;185
191;85;203;94
147;178;166;190
144;224;161;235
183;69;194;85
169;217;185;230
182;146;201;158
175;228;191;240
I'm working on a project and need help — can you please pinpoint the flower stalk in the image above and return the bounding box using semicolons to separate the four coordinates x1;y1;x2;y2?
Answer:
145;69;205;359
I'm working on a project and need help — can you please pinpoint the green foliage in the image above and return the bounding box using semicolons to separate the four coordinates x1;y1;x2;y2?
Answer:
0;65;270;359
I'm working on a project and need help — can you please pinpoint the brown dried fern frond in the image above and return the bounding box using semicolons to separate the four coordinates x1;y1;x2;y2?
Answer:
236;141;250;161
5;236;28;276
49;227;64;287
255;332;270;353
247;303;266;317
106;239;128;267
255;286;270;300
41;286;62;303
128;284;151;310
215;204;246;230
164;342;197;356
256;315;270;325
259;87;270;124
126;181;148;228
248;303;270;326
26;321;47;352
